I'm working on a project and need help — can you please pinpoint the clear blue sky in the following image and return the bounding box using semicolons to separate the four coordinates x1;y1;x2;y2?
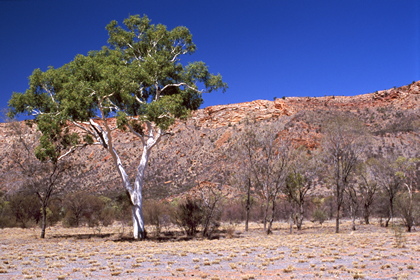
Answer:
1;0;419;115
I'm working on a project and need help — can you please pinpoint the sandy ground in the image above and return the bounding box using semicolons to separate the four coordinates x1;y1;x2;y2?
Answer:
0;220;419;279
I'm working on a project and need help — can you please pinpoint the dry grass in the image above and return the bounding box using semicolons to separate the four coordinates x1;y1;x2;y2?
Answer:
0;220;419;279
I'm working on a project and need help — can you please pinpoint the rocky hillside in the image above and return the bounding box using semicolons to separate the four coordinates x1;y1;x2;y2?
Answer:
1;81;419;198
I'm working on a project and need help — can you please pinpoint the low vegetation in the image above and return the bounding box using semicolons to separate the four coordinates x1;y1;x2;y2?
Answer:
0;220;419;279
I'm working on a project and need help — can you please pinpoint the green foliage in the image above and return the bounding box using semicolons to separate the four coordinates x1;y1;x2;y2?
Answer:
312;208;327;225
285;172;306;202
173;198;205;237
8;14;227;150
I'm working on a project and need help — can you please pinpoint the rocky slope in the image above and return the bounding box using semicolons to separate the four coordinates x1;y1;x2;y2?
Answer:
1;81;419;197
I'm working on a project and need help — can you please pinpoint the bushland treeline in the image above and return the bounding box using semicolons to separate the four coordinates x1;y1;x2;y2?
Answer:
0;105;419;238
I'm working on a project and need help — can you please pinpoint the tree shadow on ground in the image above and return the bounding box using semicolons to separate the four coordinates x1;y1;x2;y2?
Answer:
112;229;243;243
51;233;114;239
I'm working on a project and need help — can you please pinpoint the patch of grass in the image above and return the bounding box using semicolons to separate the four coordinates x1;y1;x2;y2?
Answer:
283;265;295;273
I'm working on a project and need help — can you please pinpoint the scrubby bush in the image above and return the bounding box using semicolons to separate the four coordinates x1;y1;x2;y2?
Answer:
172;198;204;237
9;192;41;228
112;191;132;225
63;192;115;228
143;199;171;236
396;192;420;232
0;193;15;228
312;208;327;225
221;199;244;222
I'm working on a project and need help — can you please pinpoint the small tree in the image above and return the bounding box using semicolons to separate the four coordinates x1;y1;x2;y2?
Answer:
284;148;319;230
371;155;402;227
394;156;419;232
311;197;328;226
345;182;359;231
355;160;378;225
228;122;257;232
322;114;365;233
5;120;74;238
234;120;291;234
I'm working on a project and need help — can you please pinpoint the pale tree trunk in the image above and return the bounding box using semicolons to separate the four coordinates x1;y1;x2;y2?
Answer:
130;145;151;239
131;189;145;239
87;118;161;240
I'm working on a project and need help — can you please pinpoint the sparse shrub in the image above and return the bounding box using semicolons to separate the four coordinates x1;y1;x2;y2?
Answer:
172;197;204;237
396;192;420;232
392;225;406;248
113;191;132;225
46;200;62;226
312;208;327;225
8;192;41;228
98;196;116;227
63;192;114;228
0;194;15;228
221;199;244;222
223;222;237;238
143;199;170;236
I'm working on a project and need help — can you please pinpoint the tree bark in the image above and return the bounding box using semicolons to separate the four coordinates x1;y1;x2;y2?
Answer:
266;199;276;235
131;195;145;239
129;144;152;239
335;204;341;233
40;203;47;239
363;203;370;225
94;117;160;240
245;178;251;232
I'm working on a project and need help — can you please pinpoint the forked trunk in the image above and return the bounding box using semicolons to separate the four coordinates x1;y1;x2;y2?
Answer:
94;118;160;240
266;200;276;235
129;146;151;240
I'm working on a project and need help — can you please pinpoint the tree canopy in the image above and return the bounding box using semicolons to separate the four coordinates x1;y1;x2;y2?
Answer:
9;14;227;148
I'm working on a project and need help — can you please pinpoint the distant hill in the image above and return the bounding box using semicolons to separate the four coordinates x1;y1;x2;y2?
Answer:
1;81;419;198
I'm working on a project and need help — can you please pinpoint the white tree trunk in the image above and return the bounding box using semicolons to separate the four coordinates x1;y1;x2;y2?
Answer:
129;145;151;239
87;119;161;240
131;189;145;239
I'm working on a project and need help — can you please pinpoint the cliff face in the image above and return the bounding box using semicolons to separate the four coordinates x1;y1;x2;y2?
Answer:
191;81;419;128
1;82;419;196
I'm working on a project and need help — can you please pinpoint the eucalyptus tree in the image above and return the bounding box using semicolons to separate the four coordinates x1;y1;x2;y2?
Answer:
234;120;291;234
6;120;74;238
394;156;419;232
355;160;379;225
228;121;257;232
322;114;366;233
8;15;227;239
372;155;402;227
284;147;320;231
